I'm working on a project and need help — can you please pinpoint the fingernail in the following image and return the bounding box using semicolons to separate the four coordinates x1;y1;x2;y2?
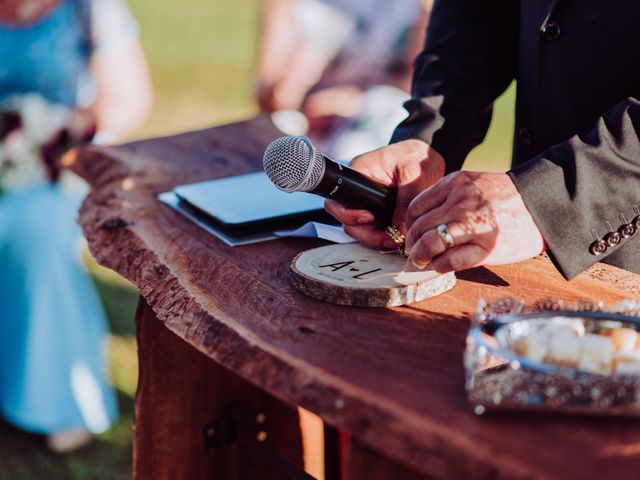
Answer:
411;257;425;269
383;239;398;249
358;215;374;224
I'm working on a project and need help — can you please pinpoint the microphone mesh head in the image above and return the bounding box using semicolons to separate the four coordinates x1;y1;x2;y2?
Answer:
263;136;325;192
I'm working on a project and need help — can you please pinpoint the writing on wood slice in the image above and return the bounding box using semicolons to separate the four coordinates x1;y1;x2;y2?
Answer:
290;243;456;307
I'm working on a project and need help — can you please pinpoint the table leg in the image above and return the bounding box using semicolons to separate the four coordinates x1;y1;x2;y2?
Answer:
133;298;304;480
345;438;430;480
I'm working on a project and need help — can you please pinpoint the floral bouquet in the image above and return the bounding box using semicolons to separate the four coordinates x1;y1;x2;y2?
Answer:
0;94;95;194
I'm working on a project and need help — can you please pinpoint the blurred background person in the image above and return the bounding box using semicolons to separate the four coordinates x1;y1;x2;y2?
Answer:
0;0;152;453
257;0;433;162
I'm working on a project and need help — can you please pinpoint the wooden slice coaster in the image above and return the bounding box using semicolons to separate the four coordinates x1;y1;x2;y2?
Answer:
290;243;456;307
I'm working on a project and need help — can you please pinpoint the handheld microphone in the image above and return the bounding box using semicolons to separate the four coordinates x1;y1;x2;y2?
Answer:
263;136;396;223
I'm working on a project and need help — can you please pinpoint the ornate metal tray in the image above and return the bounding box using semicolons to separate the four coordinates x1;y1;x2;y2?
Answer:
465;298;640;416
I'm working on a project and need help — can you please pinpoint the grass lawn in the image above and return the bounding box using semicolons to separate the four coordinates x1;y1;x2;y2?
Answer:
0;0;515;478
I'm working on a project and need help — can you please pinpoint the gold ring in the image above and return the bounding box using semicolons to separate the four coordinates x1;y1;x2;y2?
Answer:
436;223;455;250
385;225;408;257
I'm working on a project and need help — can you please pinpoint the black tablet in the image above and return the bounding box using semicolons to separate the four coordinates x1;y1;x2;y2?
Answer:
173;172;335;234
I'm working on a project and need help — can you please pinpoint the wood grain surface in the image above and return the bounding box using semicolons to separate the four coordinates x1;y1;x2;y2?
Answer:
72;115;640;479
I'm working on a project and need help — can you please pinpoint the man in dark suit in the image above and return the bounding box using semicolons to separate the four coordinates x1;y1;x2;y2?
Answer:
325;0;640;280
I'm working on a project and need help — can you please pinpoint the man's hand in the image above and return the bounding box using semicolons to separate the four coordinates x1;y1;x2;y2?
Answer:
405;171;546;272
324;139;445;248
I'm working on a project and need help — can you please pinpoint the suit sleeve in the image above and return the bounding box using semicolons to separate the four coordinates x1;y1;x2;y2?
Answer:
390;0;519;173
508;98;640;280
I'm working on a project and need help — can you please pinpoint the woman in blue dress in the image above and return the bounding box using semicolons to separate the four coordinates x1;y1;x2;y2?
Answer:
0;0;152;452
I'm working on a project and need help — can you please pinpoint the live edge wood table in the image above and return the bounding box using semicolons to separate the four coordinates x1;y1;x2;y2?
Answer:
73;116;640;480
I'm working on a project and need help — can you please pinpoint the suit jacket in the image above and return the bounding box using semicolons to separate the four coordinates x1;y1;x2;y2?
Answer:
391;0;640;279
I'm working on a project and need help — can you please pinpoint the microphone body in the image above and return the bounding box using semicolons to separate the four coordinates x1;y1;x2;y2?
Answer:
263;136;396;224
311;153;396;223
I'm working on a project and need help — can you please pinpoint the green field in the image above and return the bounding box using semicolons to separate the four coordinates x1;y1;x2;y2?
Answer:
0;1;515;478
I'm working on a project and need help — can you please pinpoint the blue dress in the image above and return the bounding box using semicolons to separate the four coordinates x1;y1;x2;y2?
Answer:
0;0;119;434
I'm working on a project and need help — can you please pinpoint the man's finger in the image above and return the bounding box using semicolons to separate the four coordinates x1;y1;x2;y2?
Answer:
407;221;472;267
405;203;458;251
343;224;395;249
324;199;375;226
429;243;489;273
350;149;393;184
406;179;451;226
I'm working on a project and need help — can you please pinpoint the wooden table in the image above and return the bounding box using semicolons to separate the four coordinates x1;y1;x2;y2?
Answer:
73;116;640;480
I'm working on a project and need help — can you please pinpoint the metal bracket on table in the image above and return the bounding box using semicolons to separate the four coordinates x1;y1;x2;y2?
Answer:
204;403;317;480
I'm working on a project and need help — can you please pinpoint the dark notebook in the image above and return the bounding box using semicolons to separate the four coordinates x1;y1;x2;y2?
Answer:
160;172;336;245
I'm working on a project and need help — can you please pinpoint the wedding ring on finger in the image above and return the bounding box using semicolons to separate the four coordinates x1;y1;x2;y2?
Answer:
436;223;455;250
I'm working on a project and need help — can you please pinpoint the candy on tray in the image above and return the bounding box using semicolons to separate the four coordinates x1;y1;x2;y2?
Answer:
578;334;614;374
521;328;549;362
547;325;582;367
603;327;638;352
613;350;640;369
515;322;640;375
615;361;640;375
466;299;640;416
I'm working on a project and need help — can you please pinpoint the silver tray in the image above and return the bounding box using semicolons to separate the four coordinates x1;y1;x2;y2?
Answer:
465;298;640;416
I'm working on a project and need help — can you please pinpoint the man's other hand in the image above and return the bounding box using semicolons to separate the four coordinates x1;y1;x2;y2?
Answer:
324;139;445;248
405;171;546;272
